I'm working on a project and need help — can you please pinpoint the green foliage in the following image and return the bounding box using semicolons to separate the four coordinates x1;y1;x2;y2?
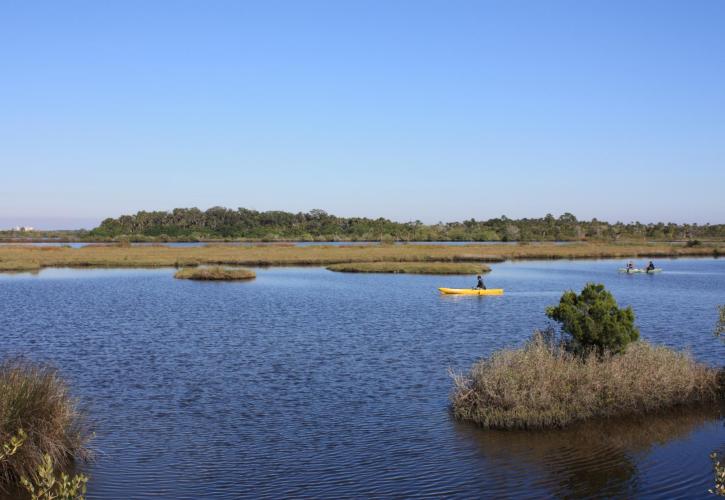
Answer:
546;283;639;354
0;429;26;463
2;431;87;500
82;208;725;242
711;452;725;496
21;454;87;500
686;239;703;247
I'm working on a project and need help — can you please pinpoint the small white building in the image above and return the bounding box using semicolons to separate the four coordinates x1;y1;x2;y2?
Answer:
13;226;35;232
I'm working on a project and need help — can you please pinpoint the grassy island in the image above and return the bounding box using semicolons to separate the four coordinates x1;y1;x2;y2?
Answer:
451;284;722;430
174;266;256;281
451;333;719;429
326;262;491;274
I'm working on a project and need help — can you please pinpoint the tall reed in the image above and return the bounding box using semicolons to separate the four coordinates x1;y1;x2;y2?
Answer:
0;360;90;487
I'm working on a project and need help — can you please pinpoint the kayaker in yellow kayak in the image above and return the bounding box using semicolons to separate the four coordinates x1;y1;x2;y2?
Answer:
476;275;486;290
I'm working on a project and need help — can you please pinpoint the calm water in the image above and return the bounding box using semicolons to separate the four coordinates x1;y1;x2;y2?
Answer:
1;258;724;499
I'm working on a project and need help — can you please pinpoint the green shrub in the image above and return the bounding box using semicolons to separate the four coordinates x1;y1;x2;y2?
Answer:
686;239;703;247
0;429;26;463
546;283;639;354
3;431;87;500
712;452;725;496
21;454;88;500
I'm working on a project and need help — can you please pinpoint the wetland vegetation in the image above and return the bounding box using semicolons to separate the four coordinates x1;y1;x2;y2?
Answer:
451;333;718;429
174;266;255;281
0;241;721;274
0;360;90;490
451;284;721;429
326;262;490;274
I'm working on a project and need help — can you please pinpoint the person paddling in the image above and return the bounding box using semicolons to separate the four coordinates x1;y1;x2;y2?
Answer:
646;261;656;272
475;275;486;290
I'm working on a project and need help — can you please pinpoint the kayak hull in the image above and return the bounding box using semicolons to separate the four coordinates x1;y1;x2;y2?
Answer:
618;268;662;274
438;287;504;295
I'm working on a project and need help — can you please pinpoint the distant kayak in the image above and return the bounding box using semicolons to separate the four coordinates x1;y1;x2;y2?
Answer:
438;288;504;295
618;268;662;274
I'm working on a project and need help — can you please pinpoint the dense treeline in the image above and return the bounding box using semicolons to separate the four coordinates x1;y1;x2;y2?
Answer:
85;207;725;242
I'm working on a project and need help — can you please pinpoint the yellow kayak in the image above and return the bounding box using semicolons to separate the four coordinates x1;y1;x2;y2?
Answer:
438;288;504;295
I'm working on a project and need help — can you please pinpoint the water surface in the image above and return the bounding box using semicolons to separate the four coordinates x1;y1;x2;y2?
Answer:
0;258;723;498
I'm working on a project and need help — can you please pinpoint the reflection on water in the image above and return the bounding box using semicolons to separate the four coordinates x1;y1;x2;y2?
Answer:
456;405;723;498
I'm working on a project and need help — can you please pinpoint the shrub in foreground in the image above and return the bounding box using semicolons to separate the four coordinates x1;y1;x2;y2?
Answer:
451;332;719;429
0;360;90;487
2;431;87;500
711;452;725;496
21;453;88;500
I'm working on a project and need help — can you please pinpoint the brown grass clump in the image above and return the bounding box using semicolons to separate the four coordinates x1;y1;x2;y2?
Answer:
451;333;719;429
174;266;256;281
326;262;491;275
0;360;90;487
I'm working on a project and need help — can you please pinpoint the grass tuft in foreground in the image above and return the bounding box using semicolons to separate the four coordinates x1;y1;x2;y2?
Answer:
451;332;719;429
0;360;90;487
174;266;256;281
326;261;491;275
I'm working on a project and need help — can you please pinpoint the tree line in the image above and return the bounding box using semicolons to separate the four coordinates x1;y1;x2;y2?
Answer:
85;207;725;242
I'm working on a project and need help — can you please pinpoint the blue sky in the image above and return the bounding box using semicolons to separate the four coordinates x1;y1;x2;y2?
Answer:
1;0;723;229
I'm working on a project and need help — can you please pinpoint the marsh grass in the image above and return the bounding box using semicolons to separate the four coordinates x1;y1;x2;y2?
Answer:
0;360;90;488
174;266;256;280
451;333;719;429
0;242;720;273
326;262;491;274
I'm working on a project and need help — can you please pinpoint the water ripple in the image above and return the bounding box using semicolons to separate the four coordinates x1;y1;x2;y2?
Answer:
0;259;723;498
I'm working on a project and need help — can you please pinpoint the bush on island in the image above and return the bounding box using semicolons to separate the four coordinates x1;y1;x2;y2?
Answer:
451;285;720;430
451;330;718;429
546;283;639;355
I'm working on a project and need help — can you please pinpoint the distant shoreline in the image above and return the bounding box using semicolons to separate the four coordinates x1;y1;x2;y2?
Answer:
5;208;725;244
2;237;724;245
1;241;722;273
